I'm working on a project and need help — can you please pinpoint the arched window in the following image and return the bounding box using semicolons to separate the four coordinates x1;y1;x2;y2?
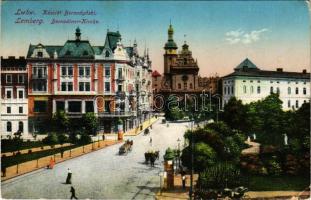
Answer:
295;87;299;94
303;87;306;95
224;87;227;94
250;86;254;94
18;121;24;133
295;100;299;108
7;121;12;132
288;87;291;95
287;100;291;108
231;86;234;94
243;85;247;94
105;51;110;58
184;82;187;89
257;86;261;94
178;83;181;89
189;83;193;89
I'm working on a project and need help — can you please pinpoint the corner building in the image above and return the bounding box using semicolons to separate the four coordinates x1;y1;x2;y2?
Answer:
27;28;153;134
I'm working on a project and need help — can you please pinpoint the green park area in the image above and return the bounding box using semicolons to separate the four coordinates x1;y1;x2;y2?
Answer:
163;93;310;198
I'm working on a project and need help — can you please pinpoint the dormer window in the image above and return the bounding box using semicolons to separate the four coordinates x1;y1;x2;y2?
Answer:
66;51;71;56
105;51;110;58
37;51;43;58
83;51;88;56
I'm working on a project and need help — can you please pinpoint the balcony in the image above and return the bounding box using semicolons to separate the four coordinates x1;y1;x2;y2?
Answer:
97;111;134;117
116;76;125;82
32;74;47;79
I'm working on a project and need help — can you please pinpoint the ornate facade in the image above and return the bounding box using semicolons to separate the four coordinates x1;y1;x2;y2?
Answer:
26;28;153;135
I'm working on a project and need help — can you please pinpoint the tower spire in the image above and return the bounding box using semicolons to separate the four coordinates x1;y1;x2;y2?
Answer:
75;27;81;41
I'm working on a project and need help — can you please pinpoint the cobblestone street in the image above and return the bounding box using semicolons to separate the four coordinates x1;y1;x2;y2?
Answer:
1;118;188;199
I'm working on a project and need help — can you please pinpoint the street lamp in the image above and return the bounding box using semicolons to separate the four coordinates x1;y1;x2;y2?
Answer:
177;138;181;172
189;117;194;200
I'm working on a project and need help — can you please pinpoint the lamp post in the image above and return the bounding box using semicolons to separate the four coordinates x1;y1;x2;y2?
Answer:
189;118;194;200
177;138;181;172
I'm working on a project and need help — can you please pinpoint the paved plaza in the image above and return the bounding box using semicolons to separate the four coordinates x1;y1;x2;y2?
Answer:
1;118;188;199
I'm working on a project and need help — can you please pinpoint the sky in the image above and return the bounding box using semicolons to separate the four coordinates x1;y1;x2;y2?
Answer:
1;1;310;76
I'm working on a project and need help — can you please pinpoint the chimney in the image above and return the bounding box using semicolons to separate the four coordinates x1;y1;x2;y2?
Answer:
276;68;283;72
302;69;307;74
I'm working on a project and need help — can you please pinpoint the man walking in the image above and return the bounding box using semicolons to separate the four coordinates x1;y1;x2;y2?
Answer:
70;186;78;199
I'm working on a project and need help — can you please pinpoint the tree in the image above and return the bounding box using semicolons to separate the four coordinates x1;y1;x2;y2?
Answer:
82;112;98;135
222;97;250;133
57;134;69;146
165;106;185;121
51;111;69;133
78;133;92;145
42;133;59;147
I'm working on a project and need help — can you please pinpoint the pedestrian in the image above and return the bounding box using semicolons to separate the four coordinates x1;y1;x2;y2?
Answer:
49;157;55;169
66;168;72;184
70;186;78;199
1;164;6;177
182;174;186;189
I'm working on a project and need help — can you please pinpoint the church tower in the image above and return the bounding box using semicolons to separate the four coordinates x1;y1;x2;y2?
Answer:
164;23;178;74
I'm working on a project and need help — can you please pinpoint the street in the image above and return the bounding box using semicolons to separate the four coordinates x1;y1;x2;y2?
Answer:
1;118;188;199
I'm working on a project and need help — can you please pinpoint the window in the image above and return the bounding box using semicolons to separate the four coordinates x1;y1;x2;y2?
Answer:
270;81;273;83
19;106;23;114
105;101;111;112
250;80;253;83
295;100;299;108
85;101;94;113
105;67;110;77
118;85;122;92
288;100;291;108
257;86;261;94
85;67;90;77
79;67;84;76
243;80;246;82
184;82;187;90
37;51;43;58
178;83;181;89
243;85;247;94
6;90;12;99
18;90;24;99
61;67;67;76
79;82;84;91
33;81;47;92
118;68;122;79
7;106;11;114
257;80;261;83
34;101;47;113
61;82;66;91
276;87;280;94
288;87;291;95
250;86;254;94
68;101;82;113
295;87;299;95
190;83;193;89
303;87;306;95
18;75;24;83
295;82;298;84
270;87;273;94
277;81;280;84
105;51;110;58
105;82;110;92
18;121;24;133
6;74;12;83
85;82;90;91
56;101;65;112
68;82;73;91
7;122;12;132
303;100;306;104
231;86;234;94
68;67;73;76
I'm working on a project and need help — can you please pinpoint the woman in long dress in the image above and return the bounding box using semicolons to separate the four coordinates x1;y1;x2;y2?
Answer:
66;168;72;184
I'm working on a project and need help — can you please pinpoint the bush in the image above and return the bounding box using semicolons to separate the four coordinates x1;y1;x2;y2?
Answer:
57;134;69;145
78;134;92;145
199;162;241;189
163;148;175;161
266;158;282;176
42;133;58;146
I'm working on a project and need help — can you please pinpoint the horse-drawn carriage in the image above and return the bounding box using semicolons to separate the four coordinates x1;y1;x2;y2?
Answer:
144;150;160;166
119;140;133;155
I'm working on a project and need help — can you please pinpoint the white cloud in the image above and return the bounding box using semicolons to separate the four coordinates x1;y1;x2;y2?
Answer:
225;28;269;45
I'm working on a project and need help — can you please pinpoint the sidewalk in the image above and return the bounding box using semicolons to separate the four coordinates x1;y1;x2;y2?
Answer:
125;116;158;136
1;139;121;181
